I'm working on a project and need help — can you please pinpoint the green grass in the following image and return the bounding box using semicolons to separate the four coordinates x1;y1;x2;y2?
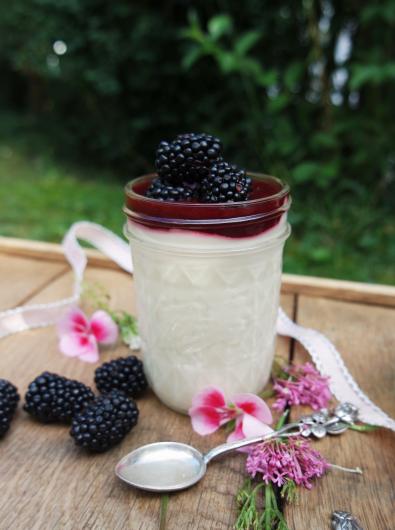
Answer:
0;113;125;242
0;111;394;285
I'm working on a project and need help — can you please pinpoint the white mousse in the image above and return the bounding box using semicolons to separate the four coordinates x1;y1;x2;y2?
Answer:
126;217;290;413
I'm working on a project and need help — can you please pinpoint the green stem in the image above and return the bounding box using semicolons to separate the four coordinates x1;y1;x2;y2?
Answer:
259;388;275;399
275;410;289;430
264;484;272;530
159;495;169;530
349;423;377;432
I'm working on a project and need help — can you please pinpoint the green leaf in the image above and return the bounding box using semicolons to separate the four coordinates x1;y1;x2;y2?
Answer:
284;62;304;90
234;30;261;56
256;69;278;87
361;4;395;24
182;46;203;70
292;161;321;183
312;131;338;150
350;63;395;89
267;93;290;112
207;14;233;40
310;247;331;263
217;52;238;73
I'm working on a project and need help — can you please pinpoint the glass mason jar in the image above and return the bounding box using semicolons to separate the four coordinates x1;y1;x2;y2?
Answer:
124;173;291;413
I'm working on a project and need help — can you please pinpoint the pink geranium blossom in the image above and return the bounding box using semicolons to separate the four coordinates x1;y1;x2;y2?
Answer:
273;362;331;412
246;436;329;489
58;307;118;363
189;386;273;442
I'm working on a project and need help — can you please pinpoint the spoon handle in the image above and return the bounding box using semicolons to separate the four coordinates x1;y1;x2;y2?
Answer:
203;422;300;464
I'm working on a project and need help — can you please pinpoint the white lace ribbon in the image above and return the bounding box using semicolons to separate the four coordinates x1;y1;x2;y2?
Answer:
1;221;394;431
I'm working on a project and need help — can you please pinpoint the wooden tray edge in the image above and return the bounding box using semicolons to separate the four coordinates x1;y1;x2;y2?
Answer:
1;236;394;307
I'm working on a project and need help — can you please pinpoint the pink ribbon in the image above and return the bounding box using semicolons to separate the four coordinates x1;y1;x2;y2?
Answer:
1;221;394;431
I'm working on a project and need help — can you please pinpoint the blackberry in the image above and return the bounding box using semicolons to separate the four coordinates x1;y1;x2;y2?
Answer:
0;379;19;437
95;355;148;398
146;177;195;202
154;133;223;184
70;390;139;452
200;161;252;203
24;372;95;423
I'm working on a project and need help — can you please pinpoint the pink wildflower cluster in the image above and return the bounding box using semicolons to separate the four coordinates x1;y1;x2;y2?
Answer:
273;362;331;412
189;386;273;442
246;437;329;489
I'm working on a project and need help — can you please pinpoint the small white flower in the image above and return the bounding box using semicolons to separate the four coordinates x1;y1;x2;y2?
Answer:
122;329;142;350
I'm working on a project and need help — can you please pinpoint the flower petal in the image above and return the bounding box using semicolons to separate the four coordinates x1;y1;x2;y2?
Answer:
227;417;244;442
90;310;118;344
231;393;273;425
59;334;81;357
189;405;223;435
241;413;274;438
190;386;226;410
59;333;99;363
78;344;100;363
58;307;89;335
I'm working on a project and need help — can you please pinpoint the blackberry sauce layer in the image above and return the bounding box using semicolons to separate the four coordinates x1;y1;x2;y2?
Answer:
124;173;290;238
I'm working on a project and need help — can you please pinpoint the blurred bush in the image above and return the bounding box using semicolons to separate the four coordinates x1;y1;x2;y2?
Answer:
0;0;394;281
0;1;394;185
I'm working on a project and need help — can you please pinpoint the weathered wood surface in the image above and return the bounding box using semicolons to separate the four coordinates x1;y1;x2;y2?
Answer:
0;239;394;530
1;236;395;306
285;296;395;530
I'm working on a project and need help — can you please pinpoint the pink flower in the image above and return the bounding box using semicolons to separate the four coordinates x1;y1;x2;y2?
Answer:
273;362;331;412
58;307;118;363
246;436;329;489
189;386;273;442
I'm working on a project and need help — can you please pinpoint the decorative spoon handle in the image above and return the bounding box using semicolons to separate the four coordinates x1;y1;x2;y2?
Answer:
203;402;359;464
203;422;300;464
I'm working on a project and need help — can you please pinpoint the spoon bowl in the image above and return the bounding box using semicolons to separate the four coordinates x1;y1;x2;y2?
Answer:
115;429;282;492
115;442;207;492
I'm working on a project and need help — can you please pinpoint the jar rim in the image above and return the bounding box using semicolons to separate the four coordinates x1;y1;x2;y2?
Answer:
124;172;289;209
124;172;290;226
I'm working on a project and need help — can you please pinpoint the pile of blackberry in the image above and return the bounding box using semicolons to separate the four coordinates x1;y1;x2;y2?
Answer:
24;372;95;423
70;390;139;452
0;379;19;437
20;356;147;452
146;132;252;203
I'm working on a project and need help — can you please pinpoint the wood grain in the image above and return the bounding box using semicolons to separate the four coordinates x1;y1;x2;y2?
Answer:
0;254;67;311
285;295;395;530
0;236;117;271
1;239;393;529
282;273;395;307
0;257;294;530
2;236;395;306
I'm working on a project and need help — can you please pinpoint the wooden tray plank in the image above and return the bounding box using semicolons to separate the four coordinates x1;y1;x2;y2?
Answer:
0;254;67;311
0;236;118;272
2;236;394;307
0;264;295;530
282;273;395;307
285;295;395;530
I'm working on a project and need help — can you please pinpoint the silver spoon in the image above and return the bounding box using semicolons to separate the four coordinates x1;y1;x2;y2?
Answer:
116;424;300;492
115;402;358;492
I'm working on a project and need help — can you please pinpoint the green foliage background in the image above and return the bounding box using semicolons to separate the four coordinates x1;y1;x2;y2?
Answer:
0;0;394;283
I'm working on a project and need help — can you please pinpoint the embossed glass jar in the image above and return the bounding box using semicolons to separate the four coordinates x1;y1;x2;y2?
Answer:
124;174;291;413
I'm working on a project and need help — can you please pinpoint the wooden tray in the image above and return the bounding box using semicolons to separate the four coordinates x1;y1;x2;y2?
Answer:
0;237;394;529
